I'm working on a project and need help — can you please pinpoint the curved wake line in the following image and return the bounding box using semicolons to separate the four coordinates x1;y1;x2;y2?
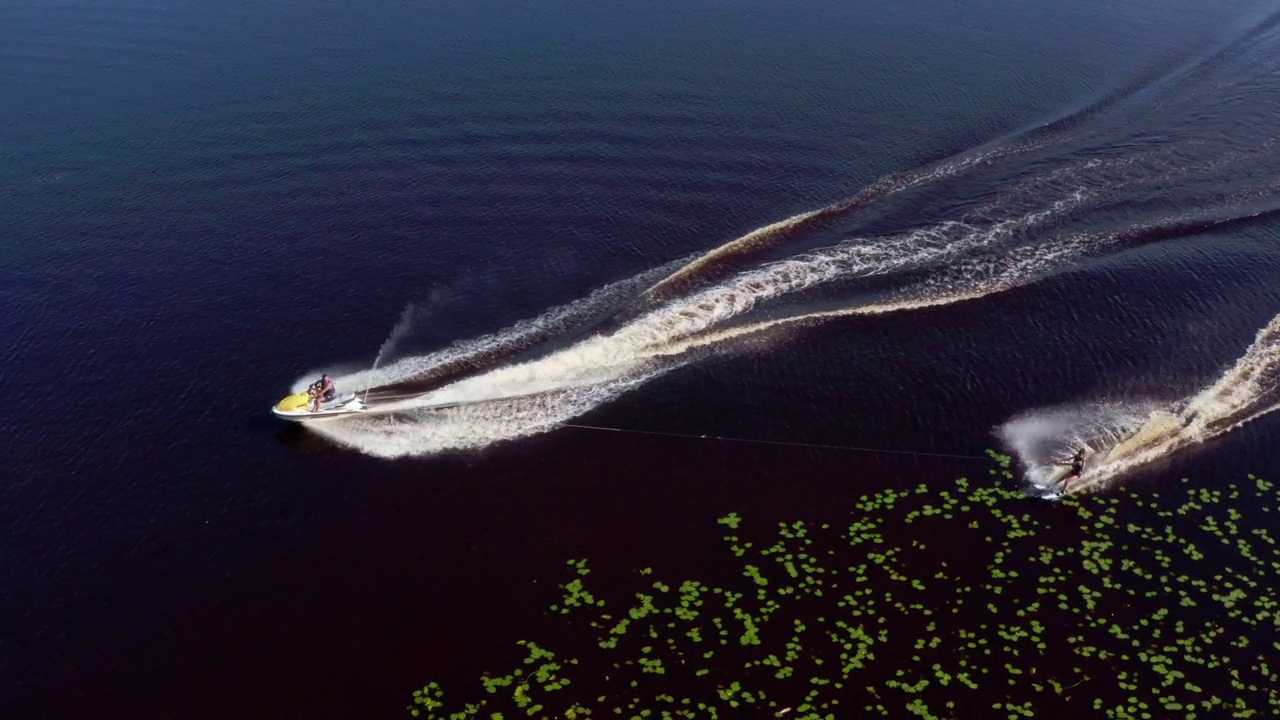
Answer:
680;198;1274;351
641;144;1034;303
643;236;1102;359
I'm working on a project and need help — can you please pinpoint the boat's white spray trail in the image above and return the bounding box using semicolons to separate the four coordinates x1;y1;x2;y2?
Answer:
641;140;1047;300
292;139;1272;458
302;169;1100;456
306;263;679;397
304;187;1105;457
1001;314;1280;494
372;303;420;370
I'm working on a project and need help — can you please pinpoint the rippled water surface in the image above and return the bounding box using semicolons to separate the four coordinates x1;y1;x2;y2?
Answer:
5;0;1280;717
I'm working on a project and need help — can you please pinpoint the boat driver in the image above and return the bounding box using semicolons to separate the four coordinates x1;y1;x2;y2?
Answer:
312;373;336;411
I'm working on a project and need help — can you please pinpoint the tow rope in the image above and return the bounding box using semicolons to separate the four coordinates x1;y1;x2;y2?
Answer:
559;423;991;461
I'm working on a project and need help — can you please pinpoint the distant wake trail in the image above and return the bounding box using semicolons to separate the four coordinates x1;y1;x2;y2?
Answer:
639;143;1028;303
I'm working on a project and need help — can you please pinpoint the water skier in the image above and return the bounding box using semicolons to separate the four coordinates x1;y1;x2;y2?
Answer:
1058;447;1087;489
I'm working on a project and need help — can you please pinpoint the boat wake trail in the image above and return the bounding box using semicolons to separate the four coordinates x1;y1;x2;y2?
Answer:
301;145;1274;459
1000;314;1280;496
291;32;1280;458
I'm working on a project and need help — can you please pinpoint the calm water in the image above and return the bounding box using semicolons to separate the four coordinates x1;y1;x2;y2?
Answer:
5;0;1280;717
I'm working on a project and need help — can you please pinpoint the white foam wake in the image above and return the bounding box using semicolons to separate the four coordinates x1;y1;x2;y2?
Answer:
308;192;1095;457
1002;315;1280;494
293;141;1271;458
640;142;1043;300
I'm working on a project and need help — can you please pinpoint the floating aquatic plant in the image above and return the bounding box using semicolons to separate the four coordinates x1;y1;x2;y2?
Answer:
409;457;1280;719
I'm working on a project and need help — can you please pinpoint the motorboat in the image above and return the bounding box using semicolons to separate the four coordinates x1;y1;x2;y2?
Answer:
271;389;367;422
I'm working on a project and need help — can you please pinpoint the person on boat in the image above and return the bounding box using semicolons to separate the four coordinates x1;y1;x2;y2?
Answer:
1059;447;1087;488
312;374;336;411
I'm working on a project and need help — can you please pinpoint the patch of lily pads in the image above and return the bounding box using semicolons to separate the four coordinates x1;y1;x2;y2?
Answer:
410;452;1280;719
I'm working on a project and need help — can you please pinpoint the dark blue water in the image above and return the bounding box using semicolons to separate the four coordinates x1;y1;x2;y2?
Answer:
6;0;1280;717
